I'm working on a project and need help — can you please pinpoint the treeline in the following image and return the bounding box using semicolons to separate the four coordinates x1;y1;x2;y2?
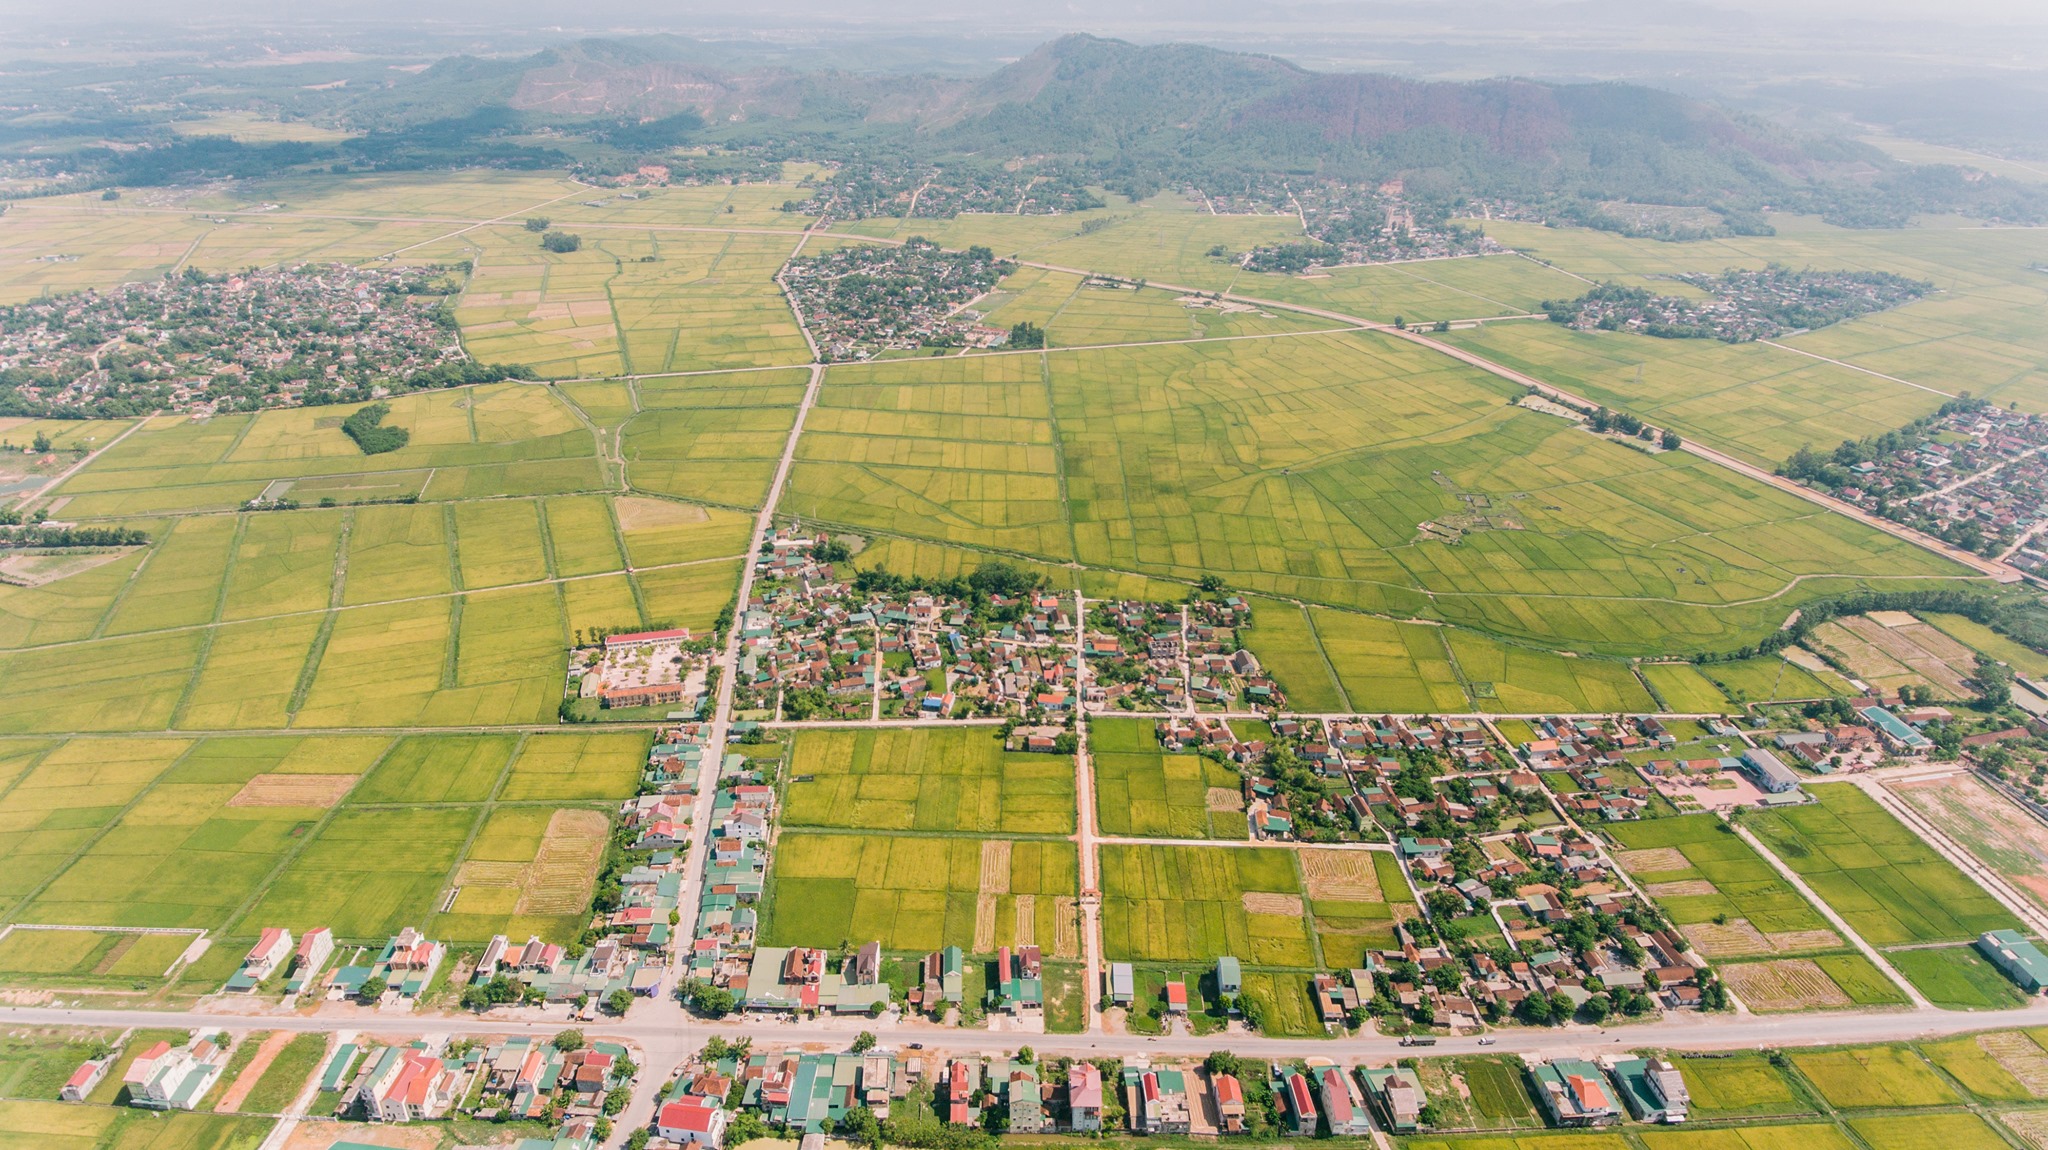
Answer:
1693;588;1997;664
0;525;148;547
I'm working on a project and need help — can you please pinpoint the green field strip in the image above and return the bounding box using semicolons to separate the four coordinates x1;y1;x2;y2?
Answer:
442;502;465;592
85;532;165;642
284;610;340;722
1635;663;1669;712
534;498;560;579
1300;604;1356;713
0;738;207;921
1038;351;1085;564
328;509;354;608
440;594;464;691
167;515;253;729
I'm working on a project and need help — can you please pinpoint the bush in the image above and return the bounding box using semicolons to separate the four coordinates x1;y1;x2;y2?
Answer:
524;217;552;231
541;231;582;253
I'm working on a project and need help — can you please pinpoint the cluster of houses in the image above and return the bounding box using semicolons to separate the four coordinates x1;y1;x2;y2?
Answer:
570;628;707;713
1823;404;2048;562
735;529;1079;720
669;728;782;1001
1084;597;1279;711
321;927;447;1008
475;931;665;1010
0;262;468;415
224;925;334;995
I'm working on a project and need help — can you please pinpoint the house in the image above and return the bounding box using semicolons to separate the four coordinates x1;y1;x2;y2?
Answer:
1216;956;1242;1000
1360;1066;1425;1132
1979;929;2048;993
1164;980;1188;1015
61;1055;112;1102
125;1038;225;1111
1212;1074;1246;1133
1319;1067;1373;1136
364;1049;456;1122
1067;1062;1103;1132
1127;1067;1191;1135
1609;1058;1690;1124
1110;962;1135;1006
244;928;293;979
1283;1072;1318;1136
294;928;334;981
1006;1066;1049;1135
1528;1059;1620;1127
658;1097;728;1148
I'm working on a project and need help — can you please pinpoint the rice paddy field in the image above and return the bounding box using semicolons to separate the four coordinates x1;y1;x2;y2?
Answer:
1891;772;2048;917
1608;814;1845;956
1090;719;1248;840
762;831;1078;954
1672;1052;1814;1118
1790;1044;1961;1108
1749;784;2023;946
1098;842;1361;968
780;726;1075;835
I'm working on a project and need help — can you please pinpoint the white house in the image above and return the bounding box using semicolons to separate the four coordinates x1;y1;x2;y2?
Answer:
658;1096;728;1148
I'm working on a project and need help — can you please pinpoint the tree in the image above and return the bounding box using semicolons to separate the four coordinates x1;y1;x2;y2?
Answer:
686;981;737;1018
1007;321;1046;350
552;1029;585;1052
626;1130;651;1150
1199;574;1227;594
603;1086;631;1116
356;975;387;1002
606;988;635;1015
29;431;51;453
1016;1045;1034;1065
1662;429;1682;450
1432;320;1451;332
525;217;552;232
842;1105;882;1148
541;231;583;253
726;1111;769;1146
851;1031;876;1053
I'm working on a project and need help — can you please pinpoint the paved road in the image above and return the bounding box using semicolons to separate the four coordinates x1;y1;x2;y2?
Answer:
7;997;2048;1065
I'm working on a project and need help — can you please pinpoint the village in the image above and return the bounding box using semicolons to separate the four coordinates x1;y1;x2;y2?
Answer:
1541;266;1933;342
0;263;488;416
779;239;1018;361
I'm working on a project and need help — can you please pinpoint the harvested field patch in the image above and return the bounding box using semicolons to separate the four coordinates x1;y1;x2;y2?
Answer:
1053;896;1079;958
1014;895;1037;947
1301;849;1382;902
2004;1110;2048;1149
519;808;607;915
1720;958;1851;1010
615;495;708;531
1682;919;1773;956
1769;929;1845;951
1206;787;1243;812
227;773;356;808
1647;879;1718;897
980;840;1012;894
1982;1032;2048;1095
1616;847;1690;872
973;894;998;953
1241;891;1304;916
1892;772;2048;917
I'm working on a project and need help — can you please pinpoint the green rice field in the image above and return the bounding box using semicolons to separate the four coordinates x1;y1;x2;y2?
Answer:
1099;842;1326;968
780;726;1075;836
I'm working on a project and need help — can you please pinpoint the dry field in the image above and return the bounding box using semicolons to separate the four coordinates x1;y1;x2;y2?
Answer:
519;809;608;915
227;773;357;808
1616;847;1690;872
1807;613;1980;699
1721;958;1853;1010
1645;879;1718;897
1981;1032;2048;1094
1892;772;2048;913
1242;891;1305;916
615;495;708;531
1300;848;1383;902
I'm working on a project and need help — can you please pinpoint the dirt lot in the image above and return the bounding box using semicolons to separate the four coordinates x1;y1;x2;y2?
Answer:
1892;772;2048;912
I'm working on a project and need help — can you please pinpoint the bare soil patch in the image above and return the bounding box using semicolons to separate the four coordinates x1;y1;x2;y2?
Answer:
1721;958;1853;1011
1300;849;1382;902
0;548;134;587
1767;929;1845;952
215;1031;291;1113
616;496;709;531
1242;891;1305;916
228;773;357;809
1645;879;1718;897
1893;772;2048;914
1615;847;1690;873
1206;787;1244;812
518;809;608;915
1680;919;1773;958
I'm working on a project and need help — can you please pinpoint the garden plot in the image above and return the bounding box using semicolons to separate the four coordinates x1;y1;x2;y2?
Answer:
437;806;609;944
